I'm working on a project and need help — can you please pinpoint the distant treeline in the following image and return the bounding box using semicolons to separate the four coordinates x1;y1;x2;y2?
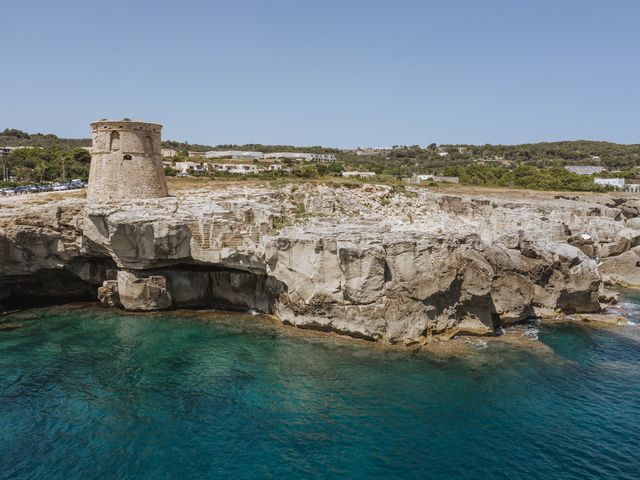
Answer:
3;128;639;169
2;128;640;190
0;129;91;150
344;142;640;176
164;140;341;155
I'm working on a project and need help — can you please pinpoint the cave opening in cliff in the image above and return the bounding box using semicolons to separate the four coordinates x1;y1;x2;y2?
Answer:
0;258;117;312
139;263;287;314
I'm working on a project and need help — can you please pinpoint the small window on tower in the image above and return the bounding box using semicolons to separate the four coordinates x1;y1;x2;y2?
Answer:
123;154;132;160
110;131;120;151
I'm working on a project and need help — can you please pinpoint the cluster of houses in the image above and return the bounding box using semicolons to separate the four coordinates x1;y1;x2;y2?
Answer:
3;142;640;192
564;165;639;192
164;148;337;176
171;150;337;163
352;146;467;157
171;161;264;175
163;149;337;176
170;161;380;178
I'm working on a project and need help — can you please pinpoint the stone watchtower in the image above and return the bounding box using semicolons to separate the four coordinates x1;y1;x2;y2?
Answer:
87;119;169;202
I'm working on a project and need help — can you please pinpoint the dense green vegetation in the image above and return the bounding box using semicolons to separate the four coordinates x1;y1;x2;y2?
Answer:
0;129;90;150
1;146;91;186
0;129;92;185
441;164;611;191
164;140;341;156
342;142;640;176
2;127;640;191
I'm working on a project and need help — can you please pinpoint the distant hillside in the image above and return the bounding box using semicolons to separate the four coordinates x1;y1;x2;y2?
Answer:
0;129;91;150
0;129;341;155
2;127;639;172
342;141;640;176
162;140;341;155
2;127;640;192
440;140;640;168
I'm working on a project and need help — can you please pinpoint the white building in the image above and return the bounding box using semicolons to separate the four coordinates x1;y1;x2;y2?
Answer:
184;150;337;162
175;161;206;174
161;148;177;158
410;174;460;184
0;146;44;152
627;184;640;193
436;146;450;157
357;146;393;151
205;150;264;160
263;152;336;162
594;177;625;189
565;166;605;175
355;147;392;156
211;163;259;174
413;174;433;182
342;171;376;178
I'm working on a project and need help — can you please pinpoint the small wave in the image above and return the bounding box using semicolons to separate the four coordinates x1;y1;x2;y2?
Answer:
607;302;640;326
523;327;539;341
469;340;489;350
608;302;640;315
506;323;539;340
465;339;488;350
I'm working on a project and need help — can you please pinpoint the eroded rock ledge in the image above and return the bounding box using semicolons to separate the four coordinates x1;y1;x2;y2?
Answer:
2;184;639;344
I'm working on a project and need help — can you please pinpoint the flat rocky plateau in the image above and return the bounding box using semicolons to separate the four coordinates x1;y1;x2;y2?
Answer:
2;182;639;344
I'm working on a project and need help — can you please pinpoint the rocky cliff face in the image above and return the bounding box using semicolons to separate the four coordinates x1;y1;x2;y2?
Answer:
1;184;639;344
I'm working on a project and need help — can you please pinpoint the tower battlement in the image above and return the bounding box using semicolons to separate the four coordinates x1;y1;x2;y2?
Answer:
87;119;169;202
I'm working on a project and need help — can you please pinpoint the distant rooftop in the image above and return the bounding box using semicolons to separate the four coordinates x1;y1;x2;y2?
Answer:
564;166;605;175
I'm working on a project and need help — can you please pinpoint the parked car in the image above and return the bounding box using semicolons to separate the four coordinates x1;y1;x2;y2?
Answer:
1;180;87;196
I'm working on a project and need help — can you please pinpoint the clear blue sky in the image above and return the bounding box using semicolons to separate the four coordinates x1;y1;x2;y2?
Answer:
1;0;639;147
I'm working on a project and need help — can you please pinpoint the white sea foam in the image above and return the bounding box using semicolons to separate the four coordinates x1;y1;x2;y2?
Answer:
464;339;488;350
607;302;640;326
473;340;488;350
523;327;539;341
608;302;640;315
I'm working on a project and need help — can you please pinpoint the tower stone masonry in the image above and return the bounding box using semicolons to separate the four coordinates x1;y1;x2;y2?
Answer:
87;119;169;202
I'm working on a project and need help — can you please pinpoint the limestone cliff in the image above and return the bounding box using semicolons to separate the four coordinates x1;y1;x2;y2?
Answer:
2;184;639;344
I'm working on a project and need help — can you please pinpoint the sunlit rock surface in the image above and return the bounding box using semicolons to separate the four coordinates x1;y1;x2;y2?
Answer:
2;184;639;343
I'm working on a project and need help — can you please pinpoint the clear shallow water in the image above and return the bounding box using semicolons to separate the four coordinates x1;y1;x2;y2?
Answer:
1;300;639;480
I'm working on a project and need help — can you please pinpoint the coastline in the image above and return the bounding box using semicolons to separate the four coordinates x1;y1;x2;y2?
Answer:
2;296;636;361
3;181;640;345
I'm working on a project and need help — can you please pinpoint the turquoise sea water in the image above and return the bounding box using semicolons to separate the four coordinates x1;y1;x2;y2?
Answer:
1;295;640;480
